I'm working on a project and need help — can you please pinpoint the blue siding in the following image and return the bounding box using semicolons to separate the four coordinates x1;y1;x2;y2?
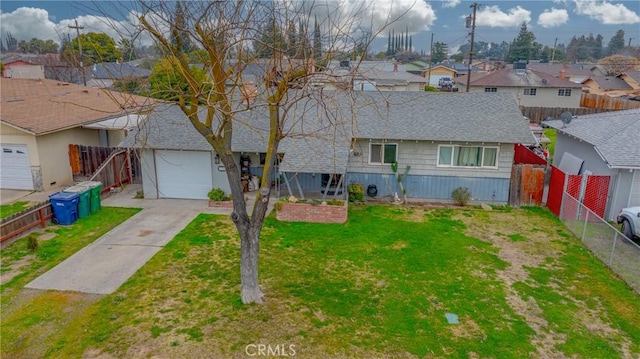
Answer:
280;172;324;191
347;173;509;203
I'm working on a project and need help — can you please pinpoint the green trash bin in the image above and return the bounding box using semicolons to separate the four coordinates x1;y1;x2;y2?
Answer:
79;181;103;213
63;185;91;218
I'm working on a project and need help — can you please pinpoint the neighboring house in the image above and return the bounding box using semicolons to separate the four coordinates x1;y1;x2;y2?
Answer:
405;60;429;75
1;55;45;79
543;109;640;221
618;71;640;90
527;63;594;84
86;62;151;89
581;76;635;97
456;65;583;108
1;53;80;83
0;78;155;191
324;60;429;91
422;64;456;87
121;91;533;204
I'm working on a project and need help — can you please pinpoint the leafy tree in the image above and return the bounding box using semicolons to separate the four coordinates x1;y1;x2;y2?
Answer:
597;54;640;76
147;55;209;102
607;30;625;55
133;0;394;304
431;42;447;63
64;32;119;65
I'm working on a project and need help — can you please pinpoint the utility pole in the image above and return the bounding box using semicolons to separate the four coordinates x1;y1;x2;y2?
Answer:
629;37;635;48
427;33;434;87
551;37;558;63
465;2;478;92
69;19;86;86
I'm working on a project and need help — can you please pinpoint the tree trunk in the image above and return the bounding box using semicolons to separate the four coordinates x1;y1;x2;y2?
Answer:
239;224;264;303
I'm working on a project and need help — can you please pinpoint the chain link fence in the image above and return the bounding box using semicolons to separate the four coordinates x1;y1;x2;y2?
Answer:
559;192;640;294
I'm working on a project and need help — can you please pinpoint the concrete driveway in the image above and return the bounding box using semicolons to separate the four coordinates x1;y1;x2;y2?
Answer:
25;184;269;295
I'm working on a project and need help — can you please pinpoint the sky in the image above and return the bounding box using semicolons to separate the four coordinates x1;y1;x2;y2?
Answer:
1;0;639;55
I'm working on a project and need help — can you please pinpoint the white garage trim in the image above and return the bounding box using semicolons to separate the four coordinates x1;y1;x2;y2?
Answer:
155;150;213;199
0;144;34;190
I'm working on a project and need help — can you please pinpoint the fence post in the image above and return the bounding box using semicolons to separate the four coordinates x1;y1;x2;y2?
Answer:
38;207;47;229
581;202;589;243
609;232;618;266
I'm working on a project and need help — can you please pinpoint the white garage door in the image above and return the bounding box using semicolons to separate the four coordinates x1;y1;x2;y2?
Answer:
0;144;33;190
427;74;449;86
155;150;212;199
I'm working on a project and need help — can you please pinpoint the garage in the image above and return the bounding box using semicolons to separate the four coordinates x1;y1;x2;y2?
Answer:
155;150;212;199
1;144;34;190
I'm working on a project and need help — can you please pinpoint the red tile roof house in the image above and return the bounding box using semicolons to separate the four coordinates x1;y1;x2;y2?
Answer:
455;64;583;108
0;78;156;191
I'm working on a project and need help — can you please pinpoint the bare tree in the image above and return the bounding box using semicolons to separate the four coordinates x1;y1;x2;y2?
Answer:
94;0;404;304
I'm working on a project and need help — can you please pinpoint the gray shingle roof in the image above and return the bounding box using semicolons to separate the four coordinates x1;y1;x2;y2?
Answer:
121;91;533;173
352;91;534;144
543;108;640;169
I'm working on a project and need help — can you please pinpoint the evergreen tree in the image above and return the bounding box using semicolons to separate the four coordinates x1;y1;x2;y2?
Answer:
431;41;447;63
253;17;285;58
507;22;541;62
286;20;297;58
170;1;195;54
313;15;321;60
387;30;392;56
5;32;18;52
607;30;625;55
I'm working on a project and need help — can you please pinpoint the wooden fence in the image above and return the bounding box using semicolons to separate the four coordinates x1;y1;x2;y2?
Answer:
509;164;546;207
89;149;133;193
580;93;640;110
69;145;114;177
1;201;53;245
522;93;640;123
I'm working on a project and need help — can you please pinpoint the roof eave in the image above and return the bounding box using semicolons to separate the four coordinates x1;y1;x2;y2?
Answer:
0;120;36;136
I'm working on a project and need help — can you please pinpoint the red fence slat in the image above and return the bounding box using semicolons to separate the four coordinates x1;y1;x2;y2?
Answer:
514;144;547;165
547;166;565;216
584;175;610;218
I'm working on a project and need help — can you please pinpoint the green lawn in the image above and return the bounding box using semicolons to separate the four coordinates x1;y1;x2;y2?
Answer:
0;201;34;219
2;205;639;358
544;128;557;161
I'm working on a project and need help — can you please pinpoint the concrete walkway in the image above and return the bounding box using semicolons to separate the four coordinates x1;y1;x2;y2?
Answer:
25;184;272;295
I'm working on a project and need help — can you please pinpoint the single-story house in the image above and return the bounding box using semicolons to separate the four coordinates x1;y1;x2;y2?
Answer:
581;76;636;97
0;78;155;191
86;62;151;89
543;109;640;221
121;91;534;203
618;71;640;90
422;64;456;86
456;65;583;108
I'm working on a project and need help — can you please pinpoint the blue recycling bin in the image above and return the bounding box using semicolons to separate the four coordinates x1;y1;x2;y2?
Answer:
49;192;79;225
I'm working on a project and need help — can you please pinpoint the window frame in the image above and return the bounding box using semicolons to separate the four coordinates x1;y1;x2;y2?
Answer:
484;87;497;93
523;88;537;96
558;88;572;96
369;143;398;165
436;144;500;169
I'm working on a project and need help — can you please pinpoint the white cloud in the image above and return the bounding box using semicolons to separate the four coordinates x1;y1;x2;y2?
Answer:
356;0;437;35
573;0;640;24
442;0;461;8
475;5;532;28
0;7;157;48
537;8;569;27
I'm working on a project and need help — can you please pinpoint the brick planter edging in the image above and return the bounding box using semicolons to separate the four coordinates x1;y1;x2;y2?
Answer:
276;201;348;223
209;200;234;208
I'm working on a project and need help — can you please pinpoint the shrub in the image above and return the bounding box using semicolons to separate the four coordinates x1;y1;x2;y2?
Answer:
207;188;231;201
26;234;39;252
424;84;438;92
451;187;471;206
347;183;364;202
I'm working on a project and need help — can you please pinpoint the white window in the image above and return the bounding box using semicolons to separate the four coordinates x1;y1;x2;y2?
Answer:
524;88;537;96
484;87;497;93
437;145;499;168
558;88;572;96
369;143;397;164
